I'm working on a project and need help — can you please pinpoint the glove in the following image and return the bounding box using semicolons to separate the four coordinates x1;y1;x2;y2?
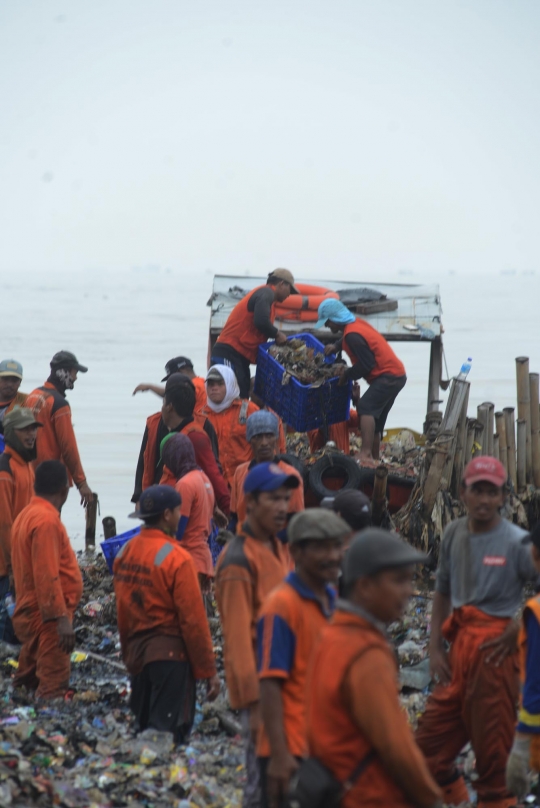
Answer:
506;733;531;799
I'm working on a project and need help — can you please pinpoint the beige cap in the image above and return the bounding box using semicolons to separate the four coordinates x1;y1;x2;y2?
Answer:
288;508;351;544
268;268;299;295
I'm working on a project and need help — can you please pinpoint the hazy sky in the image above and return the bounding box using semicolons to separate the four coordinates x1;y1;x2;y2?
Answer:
1;0;539;277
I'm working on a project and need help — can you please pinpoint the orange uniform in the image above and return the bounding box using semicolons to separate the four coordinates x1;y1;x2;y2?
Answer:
0;392;28;424
25;382;86;487
0;447;34;577
11;496;83;699
307;409;359;454
175;469;215;576
216;285;276;364
342;320;405;383
215;527;290;709
307;606;442;808
192;376;207;413
257;572;335;758
201;399;259;487
113;528;216;679
231;459;304;525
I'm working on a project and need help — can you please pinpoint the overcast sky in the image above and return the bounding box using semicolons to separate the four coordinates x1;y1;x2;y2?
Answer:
1;0;539;277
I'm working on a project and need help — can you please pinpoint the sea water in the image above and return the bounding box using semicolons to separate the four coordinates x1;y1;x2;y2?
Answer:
2;268;537;548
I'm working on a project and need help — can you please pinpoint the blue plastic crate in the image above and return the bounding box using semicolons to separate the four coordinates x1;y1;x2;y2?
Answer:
254;333;352;432
100;526;141;574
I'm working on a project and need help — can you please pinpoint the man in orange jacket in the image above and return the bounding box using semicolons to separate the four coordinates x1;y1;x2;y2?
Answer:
0;359;27;440
416;456;538;808
11;461;83;700
25;351;93;507
257;509;350;808
0;406;42;643
216;462;299;808
317;298;406;465
132;355;207;413
115;485;220;741
305;529;442;808
212;269;299;398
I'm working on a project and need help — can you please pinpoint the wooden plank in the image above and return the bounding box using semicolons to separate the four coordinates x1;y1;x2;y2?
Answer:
530;373;540;489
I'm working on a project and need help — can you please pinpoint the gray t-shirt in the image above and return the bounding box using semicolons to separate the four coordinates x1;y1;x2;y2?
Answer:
436;516;536;617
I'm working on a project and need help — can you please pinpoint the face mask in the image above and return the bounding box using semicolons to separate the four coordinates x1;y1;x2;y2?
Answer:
55;368;75;390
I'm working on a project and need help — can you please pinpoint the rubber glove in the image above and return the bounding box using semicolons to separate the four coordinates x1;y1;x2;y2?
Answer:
506;733;531;799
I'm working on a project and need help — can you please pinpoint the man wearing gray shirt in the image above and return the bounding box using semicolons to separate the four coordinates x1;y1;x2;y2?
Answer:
415;456;536;808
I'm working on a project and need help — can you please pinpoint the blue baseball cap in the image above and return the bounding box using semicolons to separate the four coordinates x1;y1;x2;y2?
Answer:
243;461;300;495
129;485;182;519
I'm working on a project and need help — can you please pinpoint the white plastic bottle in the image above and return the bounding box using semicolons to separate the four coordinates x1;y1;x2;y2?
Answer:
457;357;472;381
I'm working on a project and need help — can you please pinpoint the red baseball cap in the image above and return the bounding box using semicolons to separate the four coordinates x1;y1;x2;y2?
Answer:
463;456;507;488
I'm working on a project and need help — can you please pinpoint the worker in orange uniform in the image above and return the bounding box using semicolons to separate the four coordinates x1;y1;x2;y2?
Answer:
307;383;360;454
132;355;207;413
0;406;42;642
200;366;259;487
212;269;299;398
257;509;350;808
415;456;538;808
133;374;229;518
0;359;27;438
303;528;442;808
317;298;406;466
230;410;304;535
114;485;220;741
25;351;94;507
216;462;300;808
11;461;83;700
161;434;215;584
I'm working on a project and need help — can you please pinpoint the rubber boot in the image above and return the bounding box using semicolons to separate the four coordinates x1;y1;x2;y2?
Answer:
441;776;470;806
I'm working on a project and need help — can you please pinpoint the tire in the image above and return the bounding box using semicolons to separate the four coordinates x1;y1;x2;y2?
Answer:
308;453;365;500
278;453;308;486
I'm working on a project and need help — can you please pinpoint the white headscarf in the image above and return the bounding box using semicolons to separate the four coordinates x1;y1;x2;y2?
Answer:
205;364;240;413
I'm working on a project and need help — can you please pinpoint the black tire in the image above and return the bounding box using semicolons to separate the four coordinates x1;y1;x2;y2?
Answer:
308;453;365;500
278;453;308;486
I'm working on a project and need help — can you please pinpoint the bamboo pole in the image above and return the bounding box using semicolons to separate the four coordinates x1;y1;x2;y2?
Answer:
422;431;455;518
473;421;484;458
530;373;540;488
480;402;495;456
85;493;98;550
477;405;490;455
516;357;532;482
465;419;475;465
493;433;500;461
504;408;517;491
517;419;527;492
495;411;508;476
102;516;117;540
452;386;470;496
372;466;388;526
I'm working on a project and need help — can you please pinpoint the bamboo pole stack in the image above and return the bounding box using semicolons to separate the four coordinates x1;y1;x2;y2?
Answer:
516;357;533;483
530;373;540;488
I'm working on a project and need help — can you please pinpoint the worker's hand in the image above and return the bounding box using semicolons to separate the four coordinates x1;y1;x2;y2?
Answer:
213;507;228;529
57;616;76;654
248;701;262;744
266;751;299;808
324;343;337;356
132;383;151;396
335;365;348;386
429;646;451;686
480;618;519;666
506;733;531;799
351;381;361;406
78;482;94;508
206;674;221;702
275;331;288;346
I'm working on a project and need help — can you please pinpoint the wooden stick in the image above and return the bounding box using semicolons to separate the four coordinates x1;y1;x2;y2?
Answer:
371;466;388;526
493;433;500;461
452;386;470;496
530;373;540;488
477;405;489;455
516;357;532;482
495;412;508;476
504;407;518;491
465;419;475;465
102;516;117;540
517;419;527;492
85;493;98;550
481;402;495;457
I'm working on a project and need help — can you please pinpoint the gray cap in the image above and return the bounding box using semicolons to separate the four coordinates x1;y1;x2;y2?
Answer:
206;367;224;382
246;410;279;441
3;406;42;431
288;508;351;545
343;528;429;584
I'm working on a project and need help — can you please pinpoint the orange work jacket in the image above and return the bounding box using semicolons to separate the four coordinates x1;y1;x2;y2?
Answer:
201;399;259;487
142;412;210;491
25;382;86;486
0;392;28;425
192;376;207;413
216;285;276;364
342;320;405;384
0;448;35;577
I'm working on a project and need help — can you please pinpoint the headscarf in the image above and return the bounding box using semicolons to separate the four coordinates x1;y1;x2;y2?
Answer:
205;364;240;414
162;433;200;480
246;410;279;442
315;298;356;329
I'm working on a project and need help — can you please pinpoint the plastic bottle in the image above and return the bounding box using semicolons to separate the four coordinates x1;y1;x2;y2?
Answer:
5;594;15;618
457;357;472;381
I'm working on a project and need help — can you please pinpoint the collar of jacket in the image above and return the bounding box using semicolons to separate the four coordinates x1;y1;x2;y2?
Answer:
335;598;388;638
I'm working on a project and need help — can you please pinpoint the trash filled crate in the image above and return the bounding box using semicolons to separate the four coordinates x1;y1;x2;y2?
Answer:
254;333;352;432
101;526;141;573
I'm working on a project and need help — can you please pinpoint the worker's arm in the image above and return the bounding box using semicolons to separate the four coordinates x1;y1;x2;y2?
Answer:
51;406;92;504
176;478;194;541
188;430;231;514
346;649;443;808
0;474;14;575
429;590;452;684
342;333;376;382
249;287;279;339
132;383;165;398
216;565;259;708
132;425;149;503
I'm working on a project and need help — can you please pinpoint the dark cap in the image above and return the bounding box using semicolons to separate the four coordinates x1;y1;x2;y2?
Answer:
128;485;182;519
343;528;429;585
164;372;195;392
50;351;88;373
3;406;42;431
331;490;372;531
288;508;351;544
243;461;300;495
162;356;194;382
